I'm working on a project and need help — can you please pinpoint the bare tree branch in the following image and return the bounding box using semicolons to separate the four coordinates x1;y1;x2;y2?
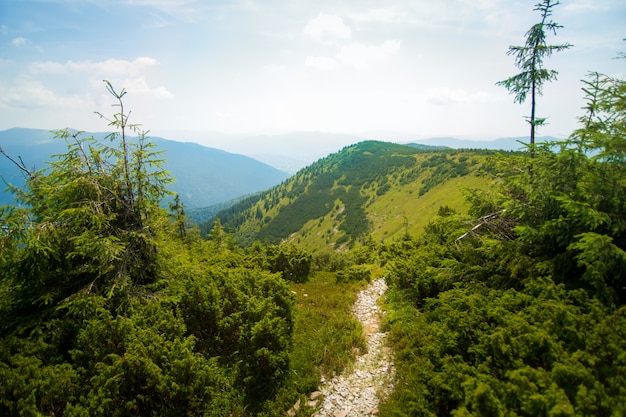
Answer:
0;147;34;179
455;210;515;249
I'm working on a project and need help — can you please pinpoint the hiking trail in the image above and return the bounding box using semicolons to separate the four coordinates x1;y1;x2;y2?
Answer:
310;278;395;417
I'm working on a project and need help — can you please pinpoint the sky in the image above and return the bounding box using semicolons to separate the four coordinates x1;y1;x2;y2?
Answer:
1;0;625;151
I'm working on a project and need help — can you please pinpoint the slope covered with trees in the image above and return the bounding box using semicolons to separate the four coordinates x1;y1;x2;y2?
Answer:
209;141;504;251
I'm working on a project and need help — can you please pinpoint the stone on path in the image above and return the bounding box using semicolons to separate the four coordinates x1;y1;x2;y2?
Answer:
311;278;395;417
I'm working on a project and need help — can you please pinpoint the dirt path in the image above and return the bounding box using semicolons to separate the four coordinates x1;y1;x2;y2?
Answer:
311;278;395;417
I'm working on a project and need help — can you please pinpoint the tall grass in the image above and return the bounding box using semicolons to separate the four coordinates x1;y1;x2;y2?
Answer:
260;271;367;416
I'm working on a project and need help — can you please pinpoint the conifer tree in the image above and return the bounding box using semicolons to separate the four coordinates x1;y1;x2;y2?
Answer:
497;0;572;153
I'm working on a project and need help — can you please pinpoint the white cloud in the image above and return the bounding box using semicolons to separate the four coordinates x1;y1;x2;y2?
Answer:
30;57;158;76
123;76;174;99
561;0;610;14
349;7;405;22
23;57;172;98
141;13;171;29
0;79;86;110
303;13;351;41
126;0;205;21
399;1;519;33
263;64;287;72
11;37;30;47
426;87;496;106
338;40;400;70
305;56;338;70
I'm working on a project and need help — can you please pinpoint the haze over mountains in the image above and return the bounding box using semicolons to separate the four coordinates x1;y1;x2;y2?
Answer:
1;127;557;210
151;129;556;173
0;128;289;209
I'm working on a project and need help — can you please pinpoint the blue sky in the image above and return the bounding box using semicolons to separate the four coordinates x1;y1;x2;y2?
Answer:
1;0;624;149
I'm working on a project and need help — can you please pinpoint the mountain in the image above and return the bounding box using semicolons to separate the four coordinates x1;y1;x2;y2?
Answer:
0;128;289;209
155;130;562;173
209;141;506;251
157;130;367;174
403;135;561;151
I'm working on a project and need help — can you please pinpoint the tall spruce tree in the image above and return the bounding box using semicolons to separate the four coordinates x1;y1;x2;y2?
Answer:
497;0;572;154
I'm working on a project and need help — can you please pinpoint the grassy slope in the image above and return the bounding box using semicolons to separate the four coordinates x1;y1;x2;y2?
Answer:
279;152;493;252
368;173;487;241
211;142;510;255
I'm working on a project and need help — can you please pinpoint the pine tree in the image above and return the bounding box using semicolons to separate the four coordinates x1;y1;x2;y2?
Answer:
0;81;173;332
497;0;572;154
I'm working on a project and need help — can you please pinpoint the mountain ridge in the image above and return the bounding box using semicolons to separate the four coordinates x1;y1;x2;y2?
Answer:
209;140;509;251
0;127;289;209
402;135;561;151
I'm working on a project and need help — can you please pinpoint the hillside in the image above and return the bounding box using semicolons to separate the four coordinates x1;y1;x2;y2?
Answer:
0;127;288;208
211;141;505;251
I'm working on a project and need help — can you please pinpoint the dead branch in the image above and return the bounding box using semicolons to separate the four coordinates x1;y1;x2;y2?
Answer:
455;209;515;249
0;147;34;179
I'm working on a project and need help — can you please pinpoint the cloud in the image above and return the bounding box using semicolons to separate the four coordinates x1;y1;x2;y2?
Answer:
123;76;174;99
24;57;173;97
29;57;158;76
303;13;351;41
398;1;519;33
126;0;206;21
305;56;338;71
304;40;400;71
561;0;611;14
141;13;171;29
263;64;287;73
11;37;30;47
349;7;405;23
338;40;400;70
0;79;86;110
426;87;496;106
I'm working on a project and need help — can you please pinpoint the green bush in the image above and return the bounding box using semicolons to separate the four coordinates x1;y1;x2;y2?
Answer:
264;244;312;283
335;264;371;284
178;266;294;406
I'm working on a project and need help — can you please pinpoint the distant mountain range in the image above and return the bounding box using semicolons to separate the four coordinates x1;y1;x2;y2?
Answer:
157;130;367;175
0;127;563;211
0;128;289;209
402;136;561;151
156;130;563;174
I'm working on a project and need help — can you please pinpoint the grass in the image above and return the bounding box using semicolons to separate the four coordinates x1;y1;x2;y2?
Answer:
368;173;489;241
290;271;367;389
261;271;367;416
269;153;496;252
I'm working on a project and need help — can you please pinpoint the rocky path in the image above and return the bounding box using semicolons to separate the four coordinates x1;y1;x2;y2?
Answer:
311;278;395;417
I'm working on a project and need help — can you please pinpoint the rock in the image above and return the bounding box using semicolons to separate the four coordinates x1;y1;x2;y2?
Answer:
293;399;301;411
310;391;323;400
333;411;348;417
